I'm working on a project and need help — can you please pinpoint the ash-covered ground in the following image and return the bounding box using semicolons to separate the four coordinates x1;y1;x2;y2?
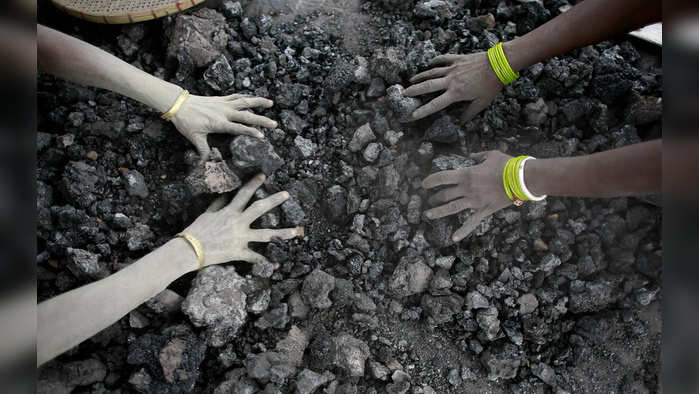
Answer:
37;0;663;392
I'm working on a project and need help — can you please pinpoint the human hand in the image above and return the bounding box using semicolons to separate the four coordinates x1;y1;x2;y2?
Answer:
181;173;302;267
405;52;502;122
171;94;278;160
422;151;513;242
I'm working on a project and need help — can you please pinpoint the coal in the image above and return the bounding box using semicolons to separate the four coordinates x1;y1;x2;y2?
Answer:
424;115;460;143
348;123;376;153
302;269;336;309
230;135;285;174
167;8;228;68
386;84;421;123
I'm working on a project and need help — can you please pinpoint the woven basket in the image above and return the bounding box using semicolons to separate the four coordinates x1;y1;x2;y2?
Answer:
51;0;208;24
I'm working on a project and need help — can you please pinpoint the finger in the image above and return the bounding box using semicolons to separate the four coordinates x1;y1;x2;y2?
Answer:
410;66;451;84
460;99;487;123
428;54;463;67
403;78;447;97
242;191;290;223
237;249;269;265
191;134;211;161
231;97;274;109
424;198;471;220
225;93;253;100
452;206;498;242
428;187;465;206
228;173;266;212
229;110;278;129
469;150;494;163
249;227;304;242
412;93;454;120
421;169;461;189
207;195;229;212
220;122;265;139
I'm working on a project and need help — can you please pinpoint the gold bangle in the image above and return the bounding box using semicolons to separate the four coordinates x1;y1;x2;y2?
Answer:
175;232;204;270
161;90;190;121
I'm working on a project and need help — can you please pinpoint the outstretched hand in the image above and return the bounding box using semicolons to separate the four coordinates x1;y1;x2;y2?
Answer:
405;52;502;122
171;94;278;160
422;150;512;242
182;173;302;267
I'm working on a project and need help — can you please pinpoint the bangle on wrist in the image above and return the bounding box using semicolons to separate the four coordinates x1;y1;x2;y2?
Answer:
161;89;189;121
487;42;519;85
503;156;546;206
175;232;205;270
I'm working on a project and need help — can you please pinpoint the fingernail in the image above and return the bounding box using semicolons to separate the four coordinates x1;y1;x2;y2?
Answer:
258;132;266;139
296;226;305;236
282;191;290;199
258;173;266;181
272;121;278;128
452;235;460;242
426;212;433;219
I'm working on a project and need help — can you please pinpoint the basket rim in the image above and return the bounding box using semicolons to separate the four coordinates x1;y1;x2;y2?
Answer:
50;0;207;24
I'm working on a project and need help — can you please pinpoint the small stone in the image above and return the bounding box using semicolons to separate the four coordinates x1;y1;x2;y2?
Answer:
281;198;306;225
221;0;243;19
370;361;390;380
86;151;98;160
65;247;108;280
129;310;150;328
480;342;520;381
389;258;433;297
524;98;548;126
185;153;241;196
531;362;556;386
538;253;562;274
407;195;422;224
146;289;184;314
434;255;456;270
126;223;154;251
371;47;407;85
348;123;376;152
56;133;75;148
255;303;289;330
383;129;404;146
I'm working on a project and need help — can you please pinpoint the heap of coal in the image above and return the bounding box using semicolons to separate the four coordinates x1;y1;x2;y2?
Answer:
37;0;662;392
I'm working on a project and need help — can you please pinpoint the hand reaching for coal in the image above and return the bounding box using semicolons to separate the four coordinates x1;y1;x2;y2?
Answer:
170;94;278;160
181;173;302;267
422;150;512;242
405;52;503;122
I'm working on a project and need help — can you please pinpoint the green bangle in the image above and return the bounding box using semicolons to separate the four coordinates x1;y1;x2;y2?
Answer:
487;42;519;85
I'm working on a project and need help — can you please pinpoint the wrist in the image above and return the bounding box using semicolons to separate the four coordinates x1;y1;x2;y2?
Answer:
523;158;550;196
501;40;530;73
161;238;201;276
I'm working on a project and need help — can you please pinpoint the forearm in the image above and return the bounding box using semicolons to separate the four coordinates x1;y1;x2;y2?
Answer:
37;24;182;113
37;238;198;366
503;0;662;72
526;140;661;198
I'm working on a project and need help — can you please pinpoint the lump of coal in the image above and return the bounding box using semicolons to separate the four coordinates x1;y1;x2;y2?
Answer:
421;294;464;324
126;223;154;251
387;84;421;123
185;149;241;196
302;269;336;309
221;0;243;19
255;303;289;330
476;307;501;341
517;293;539;314
167;8;228;68
294;135;317;158
569;279;617;313
203;55;235;92
66;247;108;280
296;369;330;394
334;334;370;377
424;115;460;143
61;161;104;209
38;358;107;394
122;169;149;198
325;185;348;224
230;135;285;174
348;123;376;153
414;0;454;21
389;258;433;297
371;48;407;85
182;265;248;347
481;342;521;381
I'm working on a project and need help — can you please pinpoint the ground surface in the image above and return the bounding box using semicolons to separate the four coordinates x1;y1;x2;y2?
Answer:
37;0;663;393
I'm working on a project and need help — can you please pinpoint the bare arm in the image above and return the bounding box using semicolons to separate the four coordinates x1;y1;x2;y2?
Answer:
526;139;662;197
37;175;302;366
37;24;278;159
406;0;662;121
422;140;662;241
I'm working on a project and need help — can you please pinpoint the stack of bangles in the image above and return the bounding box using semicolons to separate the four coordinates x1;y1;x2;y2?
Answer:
487;42;519;85
503;156;547;206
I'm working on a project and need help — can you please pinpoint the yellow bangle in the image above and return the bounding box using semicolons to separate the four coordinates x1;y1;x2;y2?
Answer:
161;89;190;121
176;232;205;270
503;156;531;205
487;42;519;85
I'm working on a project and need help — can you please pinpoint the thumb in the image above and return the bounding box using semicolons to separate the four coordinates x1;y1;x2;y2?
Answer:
460;99;487;123
192;134;211;161
451;206;497;242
